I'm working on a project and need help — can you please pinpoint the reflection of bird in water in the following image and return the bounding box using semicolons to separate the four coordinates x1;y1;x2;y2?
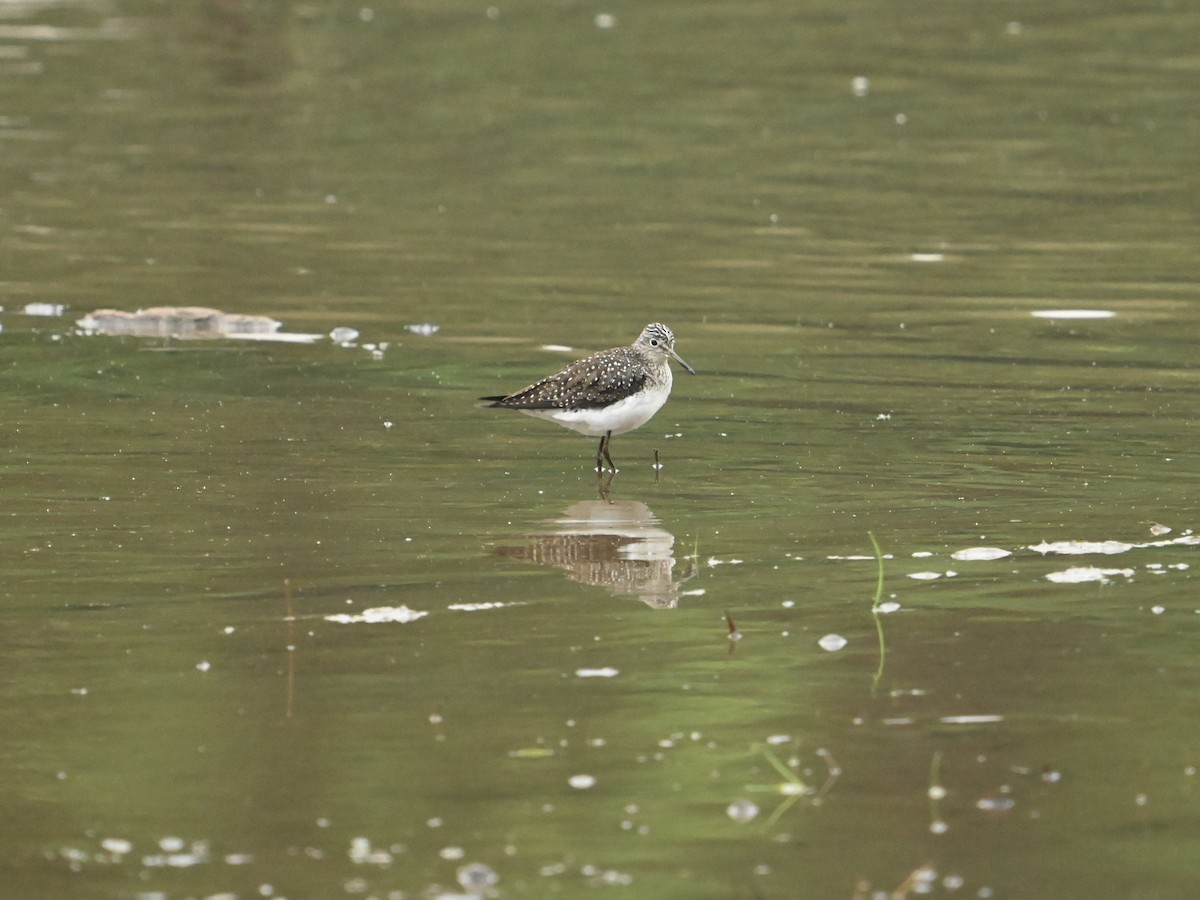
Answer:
496;500;693;608
480;323;696;473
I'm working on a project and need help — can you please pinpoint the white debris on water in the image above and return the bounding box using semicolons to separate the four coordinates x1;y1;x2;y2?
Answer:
1030;533;1200;560
1031;309;1115;319
458;862;500;891
951;547;1012;561
75;306;326;342
726;798;759;823
232;330;324;343
818;634;847;652
323;605;428;624
142;838;210;868
404;322;440;336
575;667;620;678
329;326;359;345
1029;539;1134;555
24;302;65;316
1045;567;1135;584
348;836;394;866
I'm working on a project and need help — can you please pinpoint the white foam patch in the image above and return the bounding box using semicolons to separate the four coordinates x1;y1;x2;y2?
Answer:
324;605;427;624
575;667;620;678
1031;309;1115;319
1030;540;1133;555
951;547;1012;561
1045;567;1135;584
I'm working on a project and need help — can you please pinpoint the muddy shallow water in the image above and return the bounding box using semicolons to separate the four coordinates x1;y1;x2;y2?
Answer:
3;1;1200;898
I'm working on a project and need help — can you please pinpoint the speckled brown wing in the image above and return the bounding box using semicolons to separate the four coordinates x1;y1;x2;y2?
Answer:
483;347;650;410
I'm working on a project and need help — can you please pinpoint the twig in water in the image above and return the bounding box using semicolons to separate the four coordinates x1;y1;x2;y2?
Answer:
868;532;887;695
889;861;937;899
868;531;886;613
725;611;742;642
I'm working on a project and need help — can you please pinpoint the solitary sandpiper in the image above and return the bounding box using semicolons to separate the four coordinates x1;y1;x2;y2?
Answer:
480;323;696;472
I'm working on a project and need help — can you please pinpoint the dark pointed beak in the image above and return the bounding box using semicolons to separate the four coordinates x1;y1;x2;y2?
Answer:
668;347;696;375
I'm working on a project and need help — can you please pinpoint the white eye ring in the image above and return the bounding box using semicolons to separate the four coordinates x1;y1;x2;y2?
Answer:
650;338;659;346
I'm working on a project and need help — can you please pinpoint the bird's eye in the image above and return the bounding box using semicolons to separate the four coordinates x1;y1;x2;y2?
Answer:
650;339;659;346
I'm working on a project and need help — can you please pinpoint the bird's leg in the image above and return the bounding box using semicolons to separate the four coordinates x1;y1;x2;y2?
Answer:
597;470;615;501
596;435;607;474
601;430;618;473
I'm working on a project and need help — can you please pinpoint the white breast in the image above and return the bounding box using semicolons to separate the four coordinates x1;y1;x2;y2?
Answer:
519;376;673;437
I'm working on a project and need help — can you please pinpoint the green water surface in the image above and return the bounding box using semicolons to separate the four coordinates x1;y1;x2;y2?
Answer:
3;1;1199;898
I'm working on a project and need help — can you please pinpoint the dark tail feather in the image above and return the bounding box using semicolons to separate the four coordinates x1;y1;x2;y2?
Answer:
478;395;507;408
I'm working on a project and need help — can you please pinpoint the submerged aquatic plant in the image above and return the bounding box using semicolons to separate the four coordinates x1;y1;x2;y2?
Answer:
741;745;841;827
742;746;811;826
